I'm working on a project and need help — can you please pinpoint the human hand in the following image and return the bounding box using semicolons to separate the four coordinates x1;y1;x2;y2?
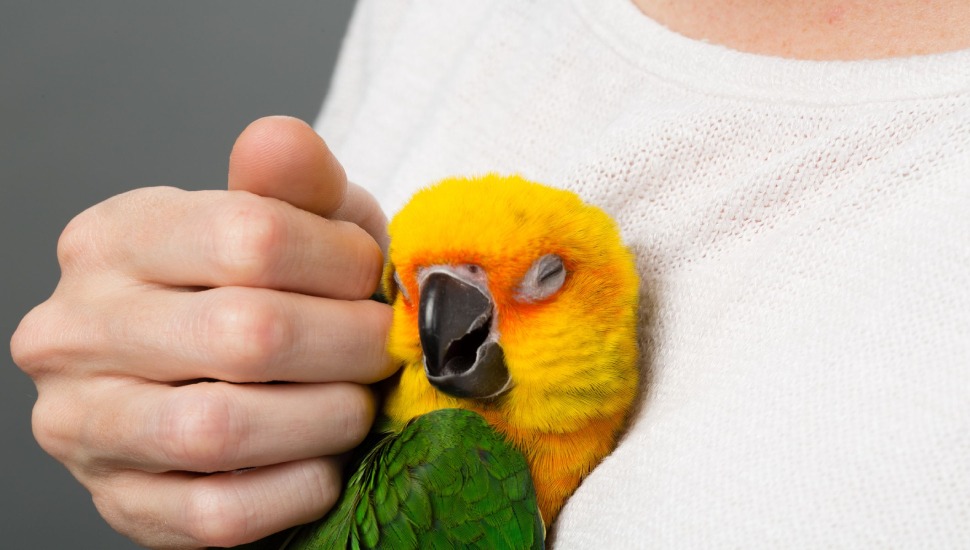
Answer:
10;116;395;549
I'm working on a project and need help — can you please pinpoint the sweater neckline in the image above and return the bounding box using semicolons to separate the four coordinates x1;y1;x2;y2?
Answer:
572;0;970;105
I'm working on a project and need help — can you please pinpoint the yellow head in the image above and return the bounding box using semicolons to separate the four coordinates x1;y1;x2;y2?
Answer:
382;174;640;522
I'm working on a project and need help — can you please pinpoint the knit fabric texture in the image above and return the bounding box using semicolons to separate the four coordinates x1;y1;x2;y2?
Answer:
315;0;970;547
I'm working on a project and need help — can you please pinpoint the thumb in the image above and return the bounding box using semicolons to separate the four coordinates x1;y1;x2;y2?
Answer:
227;116;388;251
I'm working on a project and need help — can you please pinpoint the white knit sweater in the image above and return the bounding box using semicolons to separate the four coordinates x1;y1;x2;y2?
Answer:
314;0;970;547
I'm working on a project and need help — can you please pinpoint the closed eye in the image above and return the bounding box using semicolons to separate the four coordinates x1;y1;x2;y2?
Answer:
514;254;566;303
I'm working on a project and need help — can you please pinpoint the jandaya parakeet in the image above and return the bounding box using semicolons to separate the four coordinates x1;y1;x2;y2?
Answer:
251;174;640;549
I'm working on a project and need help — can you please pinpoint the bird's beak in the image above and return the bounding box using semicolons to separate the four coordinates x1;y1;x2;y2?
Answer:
418;271;511;399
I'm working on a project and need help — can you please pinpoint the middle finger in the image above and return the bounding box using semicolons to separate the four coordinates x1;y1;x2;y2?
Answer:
91;284;395;384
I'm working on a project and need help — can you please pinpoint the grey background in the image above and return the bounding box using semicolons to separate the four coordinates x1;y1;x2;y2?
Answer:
1;2;357;548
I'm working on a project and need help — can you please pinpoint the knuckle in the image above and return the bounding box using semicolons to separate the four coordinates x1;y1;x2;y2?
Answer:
11;300;98;378
203;290;285;380
56;208;98;271
89;483;148;545
90;486;131;540
158;383;238;472
89;488;120;526
56;186;184;273
10;304;52;374
30;395;74;462
213;197;285;284
92;479;194;550
184;482;252;548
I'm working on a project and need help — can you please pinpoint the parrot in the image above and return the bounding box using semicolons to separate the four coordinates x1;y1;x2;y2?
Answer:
243;174;641;549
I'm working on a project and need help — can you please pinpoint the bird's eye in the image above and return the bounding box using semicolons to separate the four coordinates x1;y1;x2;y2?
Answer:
515;254;566;303
537;256;564;284
393;270;411;304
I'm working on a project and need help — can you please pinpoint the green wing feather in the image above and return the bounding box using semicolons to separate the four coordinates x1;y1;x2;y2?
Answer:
242;408;543;550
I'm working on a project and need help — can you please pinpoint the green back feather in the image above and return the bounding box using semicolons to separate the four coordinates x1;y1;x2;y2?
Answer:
239;408;543;550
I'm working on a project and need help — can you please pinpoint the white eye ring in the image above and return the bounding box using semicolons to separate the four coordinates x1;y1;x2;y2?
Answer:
393;270;411;303
514;254;566;303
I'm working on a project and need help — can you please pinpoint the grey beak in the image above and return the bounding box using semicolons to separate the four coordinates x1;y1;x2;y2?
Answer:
418;272;510;399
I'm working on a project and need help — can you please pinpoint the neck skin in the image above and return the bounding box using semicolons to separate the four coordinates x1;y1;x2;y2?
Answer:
631;0;970;60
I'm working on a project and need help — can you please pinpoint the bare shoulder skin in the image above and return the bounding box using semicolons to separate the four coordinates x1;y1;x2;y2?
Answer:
631;0;970;59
